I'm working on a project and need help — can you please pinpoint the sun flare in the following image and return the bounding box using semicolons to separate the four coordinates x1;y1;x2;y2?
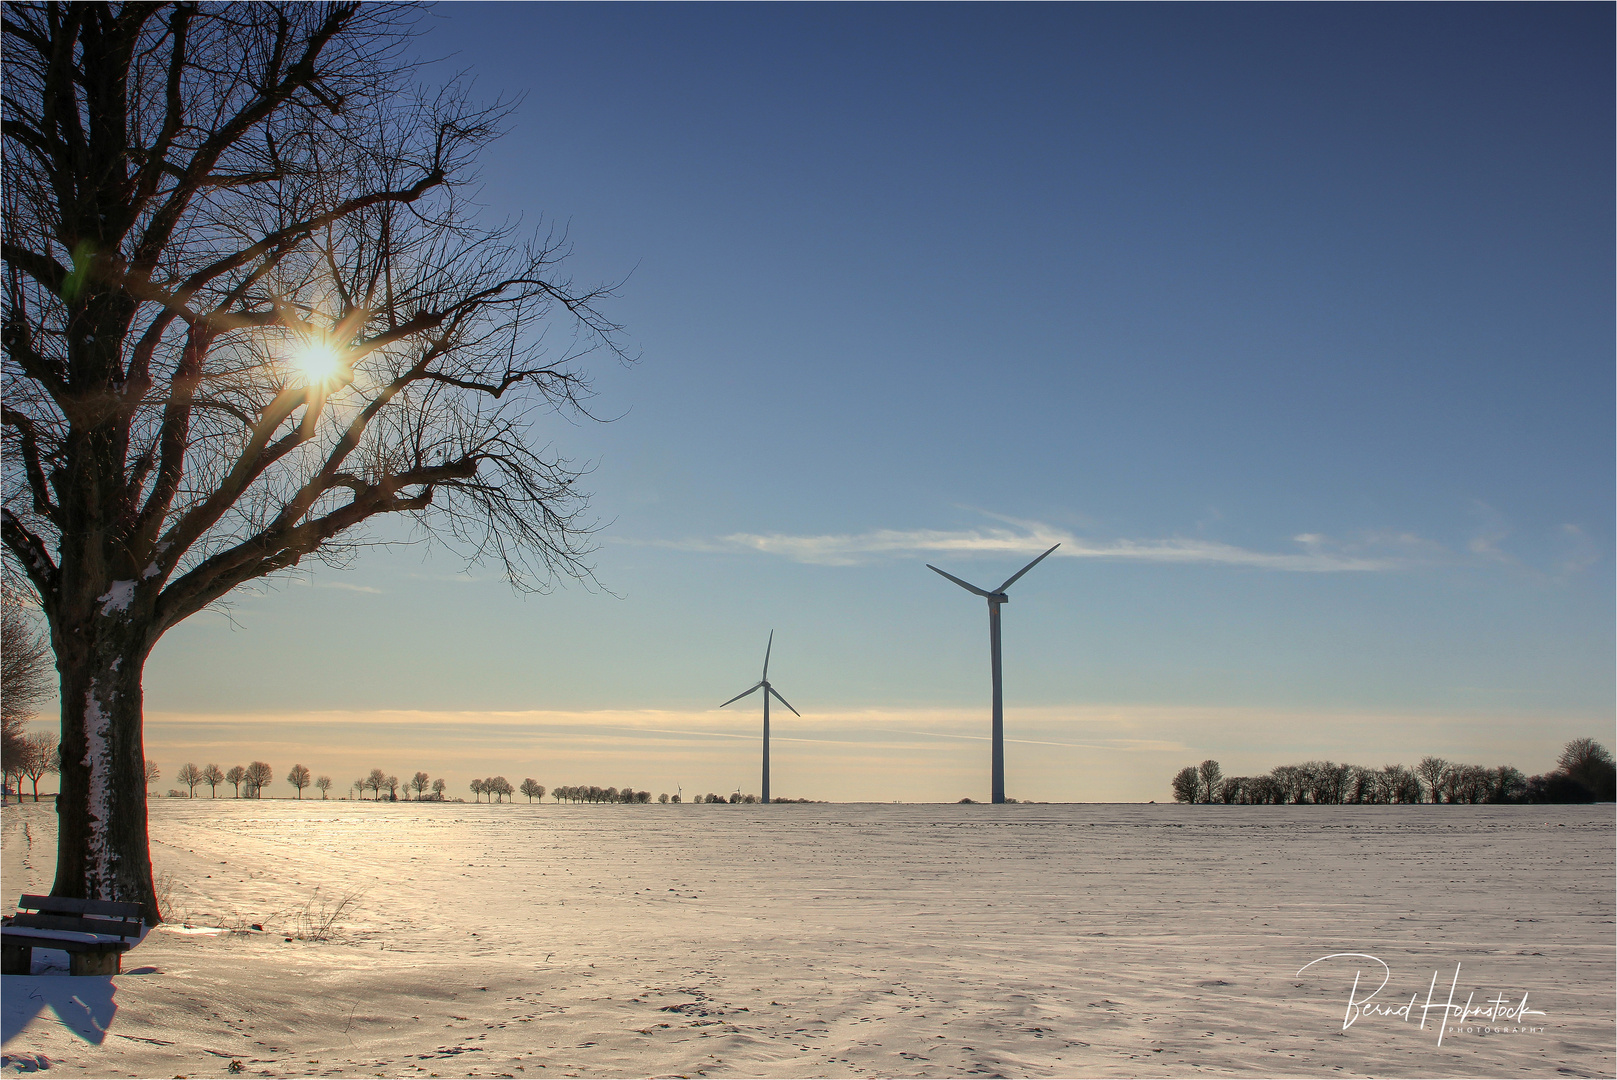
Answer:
292;342;345;387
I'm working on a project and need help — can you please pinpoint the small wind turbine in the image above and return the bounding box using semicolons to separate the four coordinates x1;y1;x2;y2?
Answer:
928;543;1060;804
719;631;800;804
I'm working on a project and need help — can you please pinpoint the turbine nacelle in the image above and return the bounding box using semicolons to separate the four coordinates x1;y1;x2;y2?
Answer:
926;543;1059;601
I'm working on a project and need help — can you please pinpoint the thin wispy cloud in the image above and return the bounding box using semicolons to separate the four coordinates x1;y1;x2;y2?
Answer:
286;578;385;594
886;728;1149;752
641;517;1432;571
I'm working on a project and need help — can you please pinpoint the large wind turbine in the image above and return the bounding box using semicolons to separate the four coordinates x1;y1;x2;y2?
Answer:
719;631;800;804
928;543;1060;804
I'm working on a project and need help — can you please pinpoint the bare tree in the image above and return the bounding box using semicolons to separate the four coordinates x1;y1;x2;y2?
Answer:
1488;765;1527;804
315;775;332;799
287;763;311;798
1268;764;1301;804
1197;760;1222;804
1170;766;1198;804
226;765;246;797
1381;764;1422;804
384;774;399;801
1558;738;1616;800
2;3;623;922
202;763;224;797
20;731;58;800
143;760;161;791
2;750;22;805
244;760;273;798
430;777;445;801
2;721;32;803
1305;761;1351;805
352;777;366;800
469;778;485;803
411;771;429;800
365;767;387;800
175;762;201;797
2;588;52;793
1415;757;1448;803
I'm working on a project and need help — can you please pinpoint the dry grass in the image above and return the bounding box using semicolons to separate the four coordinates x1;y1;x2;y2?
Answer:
286;885;362;941
222;886;364;940
152;869;183;925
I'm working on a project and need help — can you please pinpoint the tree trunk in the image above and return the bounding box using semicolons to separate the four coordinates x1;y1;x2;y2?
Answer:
53;630;160;925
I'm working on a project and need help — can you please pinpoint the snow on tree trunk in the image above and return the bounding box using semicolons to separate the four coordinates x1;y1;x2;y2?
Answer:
53;610;160;926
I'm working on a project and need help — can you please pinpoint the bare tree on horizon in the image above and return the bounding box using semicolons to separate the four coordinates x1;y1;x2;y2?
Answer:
20;731;58;800
1557;738;1616;800
244;761;273;798
175;762;201;797
2;588;53;797
201;763;224;797
1415;757;1448;803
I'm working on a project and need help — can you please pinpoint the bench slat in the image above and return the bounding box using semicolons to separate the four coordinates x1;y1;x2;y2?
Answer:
17;894;144;919
8;911;141;937
1;926;132;951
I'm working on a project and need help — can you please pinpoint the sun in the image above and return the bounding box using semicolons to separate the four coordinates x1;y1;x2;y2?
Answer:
291;341;345;387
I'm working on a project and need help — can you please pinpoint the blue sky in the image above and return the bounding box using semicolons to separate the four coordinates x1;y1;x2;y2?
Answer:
128;4;1610;802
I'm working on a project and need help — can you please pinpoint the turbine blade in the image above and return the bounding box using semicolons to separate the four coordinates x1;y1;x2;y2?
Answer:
763;629;773;680
927;564;992;597
719;682;764;708
767;685;801;716
996;543;1061;593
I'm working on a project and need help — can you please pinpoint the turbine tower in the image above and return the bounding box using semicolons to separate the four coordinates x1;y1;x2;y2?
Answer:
928;543;1060;804
719;631;800;804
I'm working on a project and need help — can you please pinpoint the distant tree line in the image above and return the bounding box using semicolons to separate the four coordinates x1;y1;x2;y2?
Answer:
8;749;795;809
552;784;651;803
145;760;292;798
1172;739;1616;805
351;769;446;801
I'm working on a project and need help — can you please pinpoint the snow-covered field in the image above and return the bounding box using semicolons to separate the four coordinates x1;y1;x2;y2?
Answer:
2;799;1612;1078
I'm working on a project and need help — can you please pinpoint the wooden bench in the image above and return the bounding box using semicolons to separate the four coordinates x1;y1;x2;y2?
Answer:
1;894;144;976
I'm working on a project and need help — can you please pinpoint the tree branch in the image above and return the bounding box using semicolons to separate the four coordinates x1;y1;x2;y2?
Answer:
1;406;60;523
1;508;59;603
